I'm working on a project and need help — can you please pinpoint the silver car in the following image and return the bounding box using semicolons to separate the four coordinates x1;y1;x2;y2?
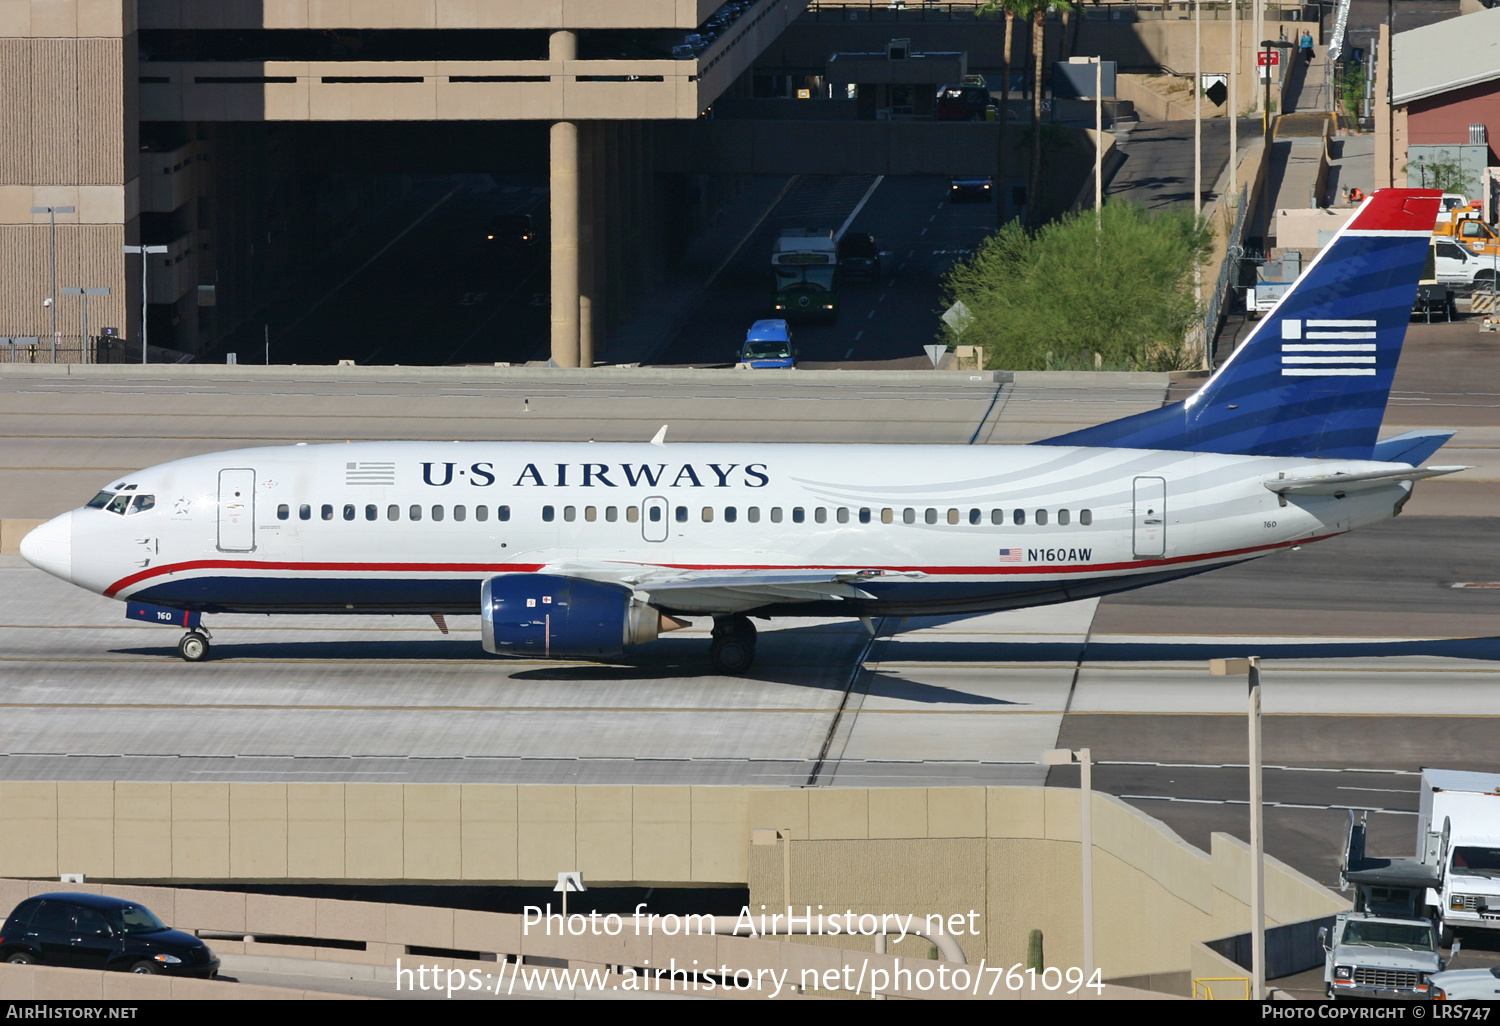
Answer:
1431;965;1500;1001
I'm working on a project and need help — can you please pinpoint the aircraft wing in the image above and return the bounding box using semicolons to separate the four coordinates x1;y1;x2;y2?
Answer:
539;563;926;613
1264;465;1468;496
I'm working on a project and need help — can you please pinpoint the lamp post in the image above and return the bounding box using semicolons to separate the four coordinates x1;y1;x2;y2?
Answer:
120;245;169;364
1259;41;1294;249
31;205;75;363
1212;656;1265;1000
61;287;110;365
1043;746;1094;979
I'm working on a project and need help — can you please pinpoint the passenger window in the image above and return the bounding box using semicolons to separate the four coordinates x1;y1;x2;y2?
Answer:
837;508;850;524
701;507;714;522
322;504;334;521
1080;509;1092;526
969;508;981;525
992;509;1003;525
453;505;466;522
606;506;619;522
498;506;511;522
344;504;356;521
1036;509;1048;526
277;504;289;521
387;505;400;521
409;505;422;522
859;508;872;524
815;508;828;524
748;507;761;523
924;508;937;525
475;505;489;522
432;505;444;522
771;507;784;523
1014;509;1025;525
1058;509;1070;525
564;506;576;522
585;506;597;522
947;509;960;525
626;506;639;523
365;505;377;521
675;506;688;523
793;507;805;524
881;508;894;524
648;506;661;523
542;506;555;522
299;504;311;520
129;495;155;515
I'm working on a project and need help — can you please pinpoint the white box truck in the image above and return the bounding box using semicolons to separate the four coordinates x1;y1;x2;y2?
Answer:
1419;769;1500;941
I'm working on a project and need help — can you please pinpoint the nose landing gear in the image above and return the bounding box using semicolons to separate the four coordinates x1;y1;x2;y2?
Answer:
177;628;212;662
709;615;756;675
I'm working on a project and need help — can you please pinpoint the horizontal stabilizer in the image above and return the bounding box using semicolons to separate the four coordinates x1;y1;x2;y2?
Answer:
1264;465;1468;495
1371;428;1455;466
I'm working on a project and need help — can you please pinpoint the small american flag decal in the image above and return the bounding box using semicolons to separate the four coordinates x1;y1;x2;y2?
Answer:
997;548;1025;563
345;461;396;485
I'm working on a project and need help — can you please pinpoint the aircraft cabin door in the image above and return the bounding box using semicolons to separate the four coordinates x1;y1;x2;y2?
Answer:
642;496;669;542
1132;476;1167;559
218;468;256;552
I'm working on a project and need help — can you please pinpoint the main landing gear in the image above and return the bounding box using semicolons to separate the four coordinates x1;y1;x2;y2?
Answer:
177;628;212;662
709;615;756;676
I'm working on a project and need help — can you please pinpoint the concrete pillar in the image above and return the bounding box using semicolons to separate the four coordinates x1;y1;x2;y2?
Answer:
550;30;576;63
550;120;580;368
605;123;626;337
578;122;595;368
591;124;610;349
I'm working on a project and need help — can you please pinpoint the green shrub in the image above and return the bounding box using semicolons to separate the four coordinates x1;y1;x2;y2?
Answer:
939;202;1211;371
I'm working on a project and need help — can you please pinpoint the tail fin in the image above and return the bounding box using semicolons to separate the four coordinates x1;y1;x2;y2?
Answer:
1037;188;1442;459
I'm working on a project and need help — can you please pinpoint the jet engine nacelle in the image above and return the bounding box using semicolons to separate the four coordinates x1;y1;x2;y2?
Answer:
480;573;662;659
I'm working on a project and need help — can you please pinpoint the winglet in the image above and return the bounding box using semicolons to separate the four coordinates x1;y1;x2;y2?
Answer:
650;425;668;447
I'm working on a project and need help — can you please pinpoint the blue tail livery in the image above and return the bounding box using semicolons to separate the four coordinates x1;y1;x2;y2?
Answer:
1039;189;1443;460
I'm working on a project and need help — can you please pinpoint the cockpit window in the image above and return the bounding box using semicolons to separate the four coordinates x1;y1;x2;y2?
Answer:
86;491;114;509
127;495;155;515
106;494;132;515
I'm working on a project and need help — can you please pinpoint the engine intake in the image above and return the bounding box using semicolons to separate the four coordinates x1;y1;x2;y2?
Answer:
480;573;664;659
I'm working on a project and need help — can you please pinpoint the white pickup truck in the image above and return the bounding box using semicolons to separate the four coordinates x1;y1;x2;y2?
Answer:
1431;238;1500;291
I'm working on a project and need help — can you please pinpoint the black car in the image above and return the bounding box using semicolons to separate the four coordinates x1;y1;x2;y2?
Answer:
949;176;994;202
837;232;881;280
483;213;538;252
1;892;219;977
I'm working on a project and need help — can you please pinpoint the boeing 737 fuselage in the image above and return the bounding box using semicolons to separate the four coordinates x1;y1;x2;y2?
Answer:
17;189;1463;673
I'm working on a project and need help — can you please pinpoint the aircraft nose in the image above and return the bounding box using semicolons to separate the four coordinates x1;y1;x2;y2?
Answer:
19;511;73;582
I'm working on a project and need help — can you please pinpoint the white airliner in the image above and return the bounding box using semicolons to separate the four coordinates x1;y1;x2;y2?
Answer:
19;189;1464;673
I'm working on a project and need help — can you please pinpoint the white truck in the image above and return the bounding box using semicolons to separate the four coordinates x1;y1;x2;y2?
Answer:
1430;237;1500;291
1419;769;1500;943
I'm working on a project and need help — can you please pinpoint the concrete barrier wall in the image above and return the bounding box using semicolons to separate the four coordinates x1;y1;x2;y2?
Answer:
0;520;43;553
0;961;361;1000
0;785;1346;983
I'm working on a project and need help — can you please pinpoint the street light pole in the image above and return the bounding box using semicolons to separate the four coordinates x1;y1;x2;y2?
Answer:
61;287;109;365
121;245;169;364
31;205;75;364
1043;746;1094;980
1211;655;1266;1001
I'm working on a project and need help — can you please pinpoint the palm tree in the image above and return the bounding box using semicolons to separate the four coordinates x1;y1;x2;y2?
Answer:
977;1;1023;221
1023;0;1073;226
979;1;1071;226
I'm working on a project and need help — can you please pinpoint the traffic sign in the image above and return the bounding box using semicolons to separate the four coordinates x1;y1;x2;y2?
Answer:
1257;50;1280;67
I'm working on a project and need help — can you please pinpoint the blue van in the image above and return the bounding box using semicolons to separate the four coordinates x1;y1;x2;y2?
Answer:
740;319;795;369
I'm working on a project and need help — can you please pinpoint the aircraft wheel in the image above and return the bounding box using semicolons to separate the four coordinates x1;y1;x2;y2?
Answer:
709;636;755;676
714;615;757;643
178;631;211;662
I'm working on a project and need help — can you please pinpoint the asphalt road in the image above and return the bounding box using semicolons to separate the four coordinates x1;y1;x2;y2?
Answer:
653;175;997;367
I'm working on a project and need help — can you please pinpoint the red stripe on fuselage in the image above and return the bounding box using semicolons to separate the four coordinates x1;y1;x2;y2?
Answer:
102;532;1342;599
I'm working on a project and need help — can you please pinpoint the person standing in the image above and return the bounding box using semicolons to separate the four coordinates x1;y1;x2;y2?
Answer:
1300;30;1314;64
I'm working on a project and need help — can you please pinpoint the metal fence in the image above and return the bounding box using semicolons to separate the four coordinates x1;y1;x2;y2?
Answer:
1203;185;1251;369
801;2;1319;22
0;336;193;365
